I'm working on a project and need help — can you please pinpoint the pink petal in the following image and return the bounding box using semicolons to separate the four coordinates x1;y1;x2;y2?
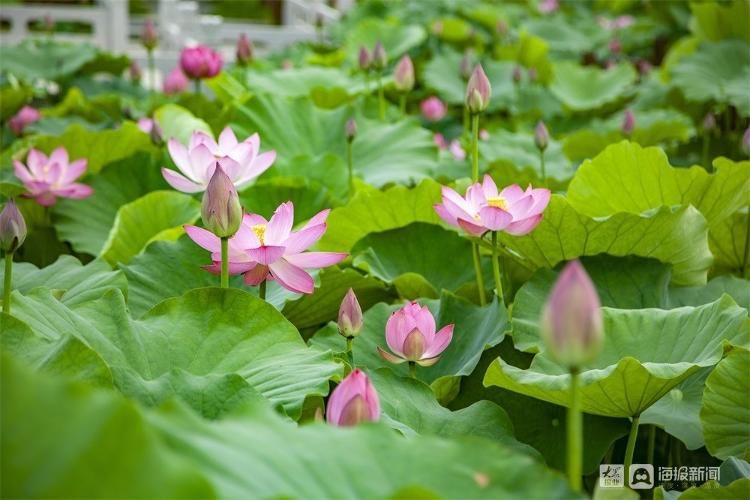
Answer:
466;183;487;211
385;309;416;356
434;203;459;228
243;213;268;227
60;159;87;184
161;168;204;193
269;258;314;294
284;252;347;268
423;324;454;358
457;218;487;237
218;126;238;151
528;188;551;214
479;206;513;231
167;139;197;180
301;209;330;230
441;186;473;215
413;304;436;338
184;225;221;252
52;183;93;199
377;347;407;364
505;214;543;235
13;160;34;183
482;175;499;198
226;142;253;169
33;192;58;206
247;245;286;265
189;130;217;152
49;147;69;167
203;261;257;275
244;264;270;285
189;144;217;184
441;196;477;223
415;355;442;367
265;202;294;245
26;149;48;177
499;184;526;204
231;222;261;250
507;195;535;220
285;224;327;254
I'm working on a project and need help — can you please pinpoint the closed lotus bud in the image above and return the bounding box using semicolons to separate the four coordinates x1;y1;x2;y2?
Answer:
512;65;522;84
201;164;242;238
465;64;491;114
535;121;549;151
541;260;603;368
142;18;158;51
372;41;387;71
129;61;142;83
358;46;371;71
0;199;27;254
622;110;635;137
326;369;380;426
393;55;415;92
743;125;750;156
345;118;357;142
236;34;253;66
460;49;473;80
702;112;716;133
338;288;363;338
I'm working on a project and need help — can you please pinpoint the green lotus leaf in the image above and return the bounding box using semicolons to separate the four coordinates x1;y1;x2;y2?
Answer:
0;39;98;81
239;176;336;222
701;347;750;460
41;87;121;124
549;62;637;111
485;296;749;417
342;18;427;65
666;275;750;311
154;104;212;145
654;478;750;500
690;0;750;43
245;66;366;99
709;208;748;275
522;18;603;58
0;84;32;121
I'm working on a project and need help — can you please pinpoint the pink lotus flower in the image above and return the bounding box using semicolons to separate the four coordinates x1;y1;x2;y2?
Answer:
163;67;189;94
539;0;559;14
326;369;380;426
434;175;550;237
180;45;223;80
162;127;276;193
13;147;93;206
8;106;41;135
185;202;347;294
377;302;454;366
421;97;447;121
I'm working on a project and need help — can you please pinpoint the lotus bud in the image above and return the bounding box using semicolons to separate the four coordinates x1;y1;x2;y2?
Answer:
0;199;27;254
345;118;357;143
129;61;142;83
622;109;635;137
460;49;473;80
338;288;363;338
609;38;622;54
541;260;604;368
326;369;380;426
358;46;371;71
201;164;242;238
8;106;41;136
702;112;716;133
43;14;55;34
142;18;158;51
535;121;549;151
465;64;491;114
372;41;387;71
512;65;522;85
393;55;415;92
743;125;750;157
236;34;253;66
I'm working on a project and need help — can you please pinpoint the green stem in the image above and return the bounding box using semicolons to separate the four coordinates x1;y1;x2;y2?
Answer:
724;106;731;133
463;107;469;138
702;132;711;171
624;414;641;486
377;72;385;120
540;150;547;184
147;50;155;92
399;94;406;117
194;79;201;95
471;241;486;306
743;209;750;278
471;113;480;181
347;141;354;199
220;237;229;288
491;231;504;303
567;368;582;493
647;425;656;466
3;252;12;314
346;337;354;369
259;280;267;301
408;361;416;378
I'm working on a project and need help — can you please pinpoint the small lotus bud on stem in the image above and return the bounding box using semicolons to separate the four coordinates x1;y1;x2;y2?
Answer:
393;55;415;92
142;18;158;52
460;49;473;81
201;164;242;238
236;34;253;66
372;41;387;71
512;65;522;85
622;110;635;137
326;369;380;426
534;121;549;152
345;118;357;143
465;64;491;115
358;46;371;72
1;198;27;314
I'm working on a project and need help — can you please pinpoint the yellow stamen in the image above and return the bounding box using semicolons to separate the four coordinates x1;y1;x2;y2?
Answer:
252;224;266;245
486;196;508;210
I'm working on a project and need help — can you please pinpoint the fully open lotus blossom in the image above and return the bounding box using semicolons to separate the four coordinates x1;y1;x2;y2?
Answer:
326;369;380;426
378;302;454;366
8;106;41;135
180;45;223;79
163;67;189;94
162;127;276;193
185;202;347;294
421;97;447;121
434;175;550;237
13;147;93;206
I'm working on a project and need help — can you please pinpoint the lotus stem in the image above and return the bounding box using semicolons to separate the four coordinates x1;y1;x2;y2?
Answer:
743;210;750;278
540;150;547;184
408;361;417;379
3;252;12;314
471;113;480;181
647;425;656;466
491;231;504;304
220;237;229;288
147;50;156;93
347;140;354;199
259;280;267;301
471;241;486;306
399;94;406;117
463;107;469;138
346;337;354;369
194;79;201;95
624;414;641;486
567;368;582;493
377;72;385;120
702;132;711;172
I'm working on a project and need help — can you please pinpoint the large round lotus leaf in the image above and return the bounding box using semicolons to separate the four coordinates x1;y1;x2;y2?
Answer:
549;62;637;111
245;67;366;100
343;18;427;66
521;18;602;58
709;208;749;276
0;39;98;81
3;288;341;419
484;296;749;417
154;104;212;145
690;0;750;43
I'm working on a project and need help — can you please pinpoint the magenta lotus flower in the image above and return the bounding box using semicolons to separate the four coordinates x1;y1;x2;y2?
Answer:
180;45;223;80
185;202;347;294
377;302;454;366
163;67;189;95
338;288;363;338
13;148;93;207
326;369;380;426
434;175;550;237
421;97;447;122
8;106;41;135
162;127;276;193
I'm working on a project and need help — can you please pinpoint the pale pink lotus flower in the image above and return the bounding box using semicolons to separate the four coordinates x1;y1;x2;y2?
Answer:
13;147;93;206
161;127;276;193
163;67;189;94
185;201;347;294
377;302;454;367
421;97;447;121
539;0;559;14
8;106;41;135
326;369;380;426
180;45;223;79
434;175;550;237
338;288;363;338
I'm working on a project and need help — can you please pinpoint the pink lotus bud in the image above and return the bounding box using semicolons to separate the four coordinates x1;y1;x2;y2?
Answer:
465;64;491;114
358;46;371;71
326;369;380;426
433;133;448;150
460;49;473;80
345;118;357;142
372;41;387;71
201;164;242;238
539;0;559;14
512;65;522;84
8;106;41;136
541;260;603;368
743;125;750;156
377;302;454;366
180;45;223;80
702;112;716;132
534;121;549;151
142;18;158;51
129;61;142;83
393;55;415;92
421;97;447;122
236;34;253;66
338;288;363;338
163;67;188;95
622;110;635;137
0;199;26;253
637;60;653;76
449;140;466;160
528;67;538;82
609;38;622;54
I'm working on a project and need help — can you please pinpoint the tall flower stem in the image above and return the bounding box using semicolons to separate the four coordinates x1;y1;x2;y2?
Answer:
377;72;385;120
3;252;12;314
399;94;406;117
347;140;354;199
702;132;711;171
408;361;417;379
345;337;354;369
463;107;469;138
220;237;229;288
491;231;504;303
194;79;201;95
567;368;582;493
259;280;267;301
472;242;486;306
624;414;641;485
147;50;156;93
540;150;547;184
471;113;480;181
742;209;750;278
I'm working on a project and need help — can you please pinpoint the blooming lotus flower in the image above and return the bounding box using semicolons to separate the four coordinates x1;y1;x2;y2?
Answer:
358;46;371;71
393;55;415;92
142;18;158;51
434;175;550;237
326;369;380;426
377;302;454;366
180;45;223;80
338;288;363;338
8;106;41;136
162;127;276;193
465;64;491;114
535;121;549;151
622;110;635;137
13;148;93;206
201;164;242;238
421;97;447;122
163;67;189;94
185;202;347;294
0;199;26;253
236;34;253;66
541;260;603;368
